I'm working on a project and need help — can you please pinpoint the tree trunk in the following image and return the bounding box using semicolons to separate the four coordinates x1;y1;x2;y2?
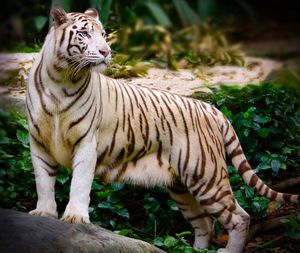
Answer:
0;208;165;253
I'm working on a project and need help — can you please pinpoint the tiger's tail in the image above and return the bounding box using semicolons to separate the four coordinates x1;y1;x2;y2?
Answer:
221;117;300;204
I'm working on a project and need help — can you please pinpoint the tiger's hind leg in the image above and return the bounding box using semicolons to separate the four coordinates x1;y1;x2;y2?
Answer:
168;180;214;249
214;201;250;253
193;186;250;253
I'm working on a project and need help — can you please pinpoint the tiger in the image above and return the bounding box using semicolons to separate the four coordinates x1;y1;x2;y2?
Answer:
26;5;300;253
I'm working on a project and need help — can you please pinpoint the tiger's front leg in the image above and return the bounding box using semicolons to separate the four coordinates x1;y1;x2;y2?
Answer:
61;137;97;224
29;136;58;218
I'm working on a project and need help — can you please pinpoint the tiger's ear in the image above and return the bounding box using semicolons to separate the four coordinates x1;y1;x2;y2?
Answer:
50;5;67;27
84;8;99;20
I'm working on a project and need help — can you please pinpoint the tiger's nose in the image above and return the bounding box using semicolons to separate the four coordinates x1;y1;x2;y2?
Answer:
99;48;110;57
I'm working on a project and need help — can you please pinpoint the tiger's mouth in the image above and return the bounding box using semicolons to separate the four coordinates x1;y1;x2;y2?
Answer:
87;56;111;67
88;58;111;73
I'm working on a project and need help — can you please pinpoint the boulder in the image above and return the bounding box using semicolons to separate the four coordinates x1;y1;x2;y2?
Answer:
0;208;165;253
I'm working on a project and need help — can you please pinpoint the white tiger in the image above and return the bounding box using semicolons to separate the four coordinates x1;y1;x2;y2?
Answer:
26;5;300;253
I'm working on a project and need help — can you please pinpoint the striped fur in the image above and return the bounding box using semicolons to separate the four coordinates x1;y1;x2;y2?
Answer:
27;6;300;253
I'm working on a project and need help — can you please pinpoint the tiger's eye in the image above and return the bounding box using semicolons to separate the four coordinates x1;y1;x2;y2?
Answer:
80;31;89;37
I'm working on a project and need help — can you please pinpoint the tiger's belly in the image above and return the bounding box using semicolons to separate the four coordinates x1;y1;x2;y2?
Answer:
96;153;176;187
49;141;72;168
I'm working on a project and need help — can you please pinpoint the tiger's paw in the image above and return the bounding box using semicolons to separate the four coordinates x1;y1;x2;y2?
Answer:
29;208;58;218
61;213;90;224
61;203;90;224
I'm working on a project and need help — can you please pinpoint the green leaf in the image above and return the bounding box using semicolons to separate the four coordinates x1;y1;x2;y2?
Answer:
164;236;177;247
16;130;29;146
116;208;129;219
95;190;112;199
271;160;281;172
220;106;233;119
172;0;199;26
34;16;47;31
197;0;216;21
144;2;171;27
283;147;293;154
176;231;192;237
256;163;271;171
98;201;113;209
99;0;113;24
110;219;116;228
167;199;179;211
258;127;270;138
56;173;70;184
244;185;254;198
243;128;250;137
92;181;103;191
153;237;164;247
115;228;132;236
253;115;272;124
110;182;125;191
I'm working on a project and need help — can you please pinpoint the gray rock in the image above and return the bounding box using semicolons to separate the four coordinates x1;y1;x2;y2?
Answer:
0;208;165;253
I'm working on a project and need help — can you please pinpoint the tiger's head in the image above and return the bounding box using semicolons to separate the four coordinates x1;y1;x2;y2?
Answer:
49;5;111;73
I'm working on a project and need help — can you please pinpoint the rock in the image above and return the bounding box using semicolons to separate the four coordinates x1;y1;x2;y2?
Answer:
0;208;165;253
0;53;36;84
125;57;282;96
0;52;283;113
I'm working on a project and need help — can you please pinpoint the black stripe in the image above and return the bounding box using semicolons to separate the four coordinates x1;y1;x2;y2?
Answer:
34;57;52;116
118;84;126;131
123;85;134;117
61;73;91;113
30;133;48;152
72;107;97;152
68;96;95;130
225;134;236;147
46;67;61;83
179;107;190;174
177;149;182;178
59;27;66;46
67;30;74;56
109;120;120;156
201;149;218;195
97;146;109;165
26;102;40;134
160;95;177;127
137;88;149;112
187;100;195;131
63;73;90;97
166;120;173;146
148;92;160;117
238;160;251;175
128;85;140;108
34;154;57;170
228;145;243;159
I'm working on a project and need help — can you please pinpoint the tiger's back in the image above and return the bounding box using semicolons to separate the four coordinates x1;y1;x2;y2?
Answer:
94;75;227;189
27;6;300;253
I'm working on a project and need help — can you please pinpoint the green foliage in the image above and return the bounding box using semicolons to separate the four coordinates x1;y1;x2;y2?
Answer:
154;232;217;253
174;24;245;67
281;214;300;240
0;109;35;211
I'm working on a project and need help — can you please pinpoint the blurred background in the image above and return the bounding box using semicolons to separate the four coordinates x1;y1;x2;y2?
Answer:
1;0;300;68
